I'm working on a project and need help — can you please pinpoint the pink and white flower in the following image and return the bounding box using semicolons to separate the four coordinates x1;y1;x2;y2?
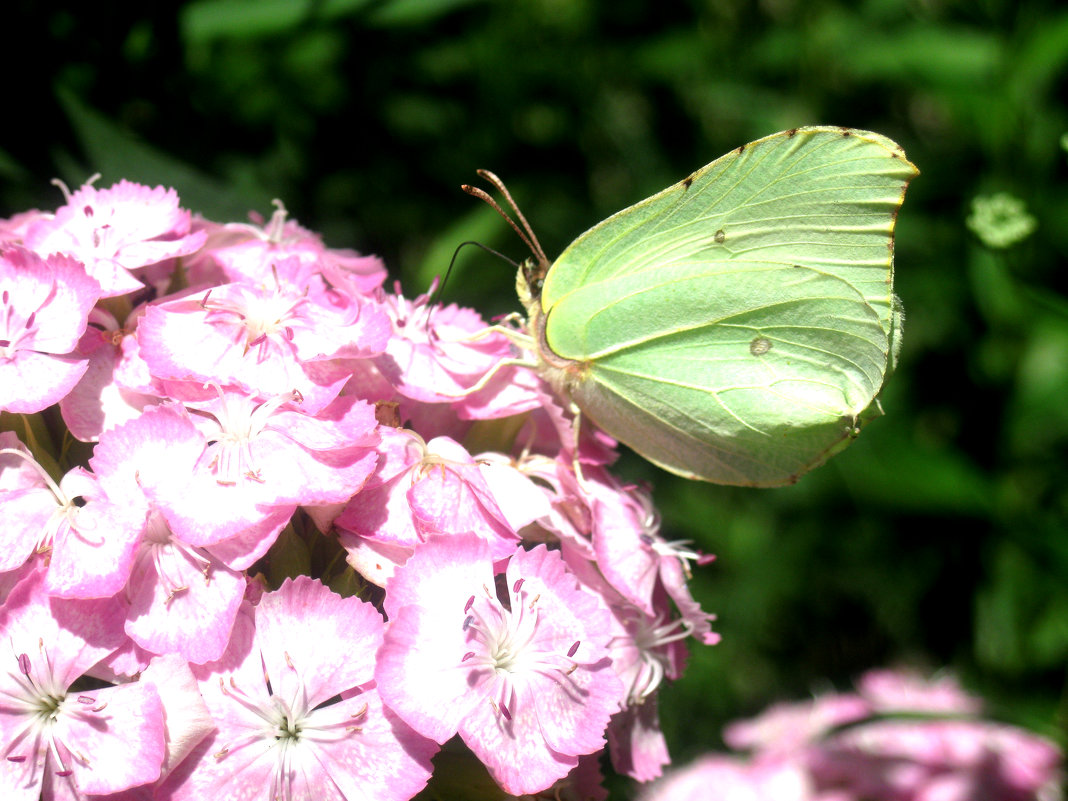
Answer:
337;431;521;584
375;533;624;795
374;283;542;419
23;179;206;298
157;576;436;801
0;445;146;599
197;201;386;296
137;277;390;414
0;567;166;799
0;246;101;414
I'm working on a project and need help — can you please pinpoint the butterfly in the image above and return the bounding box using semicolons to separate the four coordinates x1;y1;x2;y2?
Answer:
466;127;918;486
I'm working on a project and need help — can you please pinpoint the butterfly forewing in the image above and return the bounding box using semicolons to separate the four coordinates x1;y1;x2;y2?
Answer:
541;127;917;343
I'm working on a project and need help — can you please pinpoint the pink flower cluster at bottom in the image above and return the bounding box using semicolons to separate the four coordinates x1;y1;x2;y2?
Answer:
0;179;720;800
639;669;1064;801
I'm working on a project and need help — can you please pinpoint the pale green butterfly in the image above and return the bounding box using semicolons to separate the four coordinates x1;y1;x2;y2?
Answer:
466;127;918;487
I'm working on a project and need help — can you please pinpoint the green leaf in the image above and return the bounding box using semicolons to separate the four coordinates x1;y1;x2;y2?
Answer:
366;0;487;27
180;0;376;42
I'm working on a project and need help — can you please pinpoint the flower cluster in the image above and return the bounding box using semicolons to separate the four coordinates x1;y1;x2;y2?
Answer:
0;179;719;799
639;668;1064;801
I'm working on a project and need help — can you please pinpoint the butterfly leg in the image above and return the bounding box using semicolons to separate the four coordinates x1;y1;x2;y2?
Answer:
567;399;593;494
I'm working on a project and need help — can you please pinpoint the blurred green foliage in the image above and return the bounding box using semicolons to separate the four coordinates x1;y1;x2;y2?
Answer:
4;0;1068;790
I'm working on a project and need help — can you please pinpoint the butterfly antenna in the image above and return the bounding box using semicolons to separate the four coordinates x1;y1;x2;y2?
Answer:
462;171;550;268
424;240;520;328
474;170;550;267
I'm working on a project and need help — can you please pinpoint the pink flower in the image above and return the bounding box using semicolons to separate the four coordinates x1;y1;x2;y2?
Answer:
133;655;215;785
111;394;377;552
607;696;672;783
23;179;206;297
601;592;695;782
122;511;247;665
86;408;278;663
157;576;436;801
723;693;872;756
199;201;386;295
0;567;166;799
337;431;521;584
637;754;816;801
812;718;1064;801
0;210;49;244
58;307;160;442
40;468;147;599
375;534;624;795
552;524;706;784
585;470;670;615
374;283;541;419
0;445;146;598
856;668;983;716
137;278;389;414
0;174;733;798
0;246;101;414
714;670;1064;801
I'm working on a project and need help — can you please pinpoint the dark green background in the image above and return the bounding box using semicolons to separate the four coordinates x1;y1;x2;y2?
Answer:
4;0;1066;792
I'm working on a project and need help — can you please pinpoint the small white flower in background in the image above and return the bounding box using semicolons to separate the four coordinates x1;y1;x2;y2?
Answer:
966;192;1037;249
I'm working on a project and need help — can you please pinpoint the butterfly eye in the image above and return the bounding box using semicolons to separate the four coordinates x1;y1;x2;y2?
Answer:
519;257;546;297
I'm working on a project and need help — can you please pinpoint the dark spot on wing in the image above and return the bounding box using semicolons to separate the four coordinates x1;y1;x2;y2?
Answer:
750;336;772;356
